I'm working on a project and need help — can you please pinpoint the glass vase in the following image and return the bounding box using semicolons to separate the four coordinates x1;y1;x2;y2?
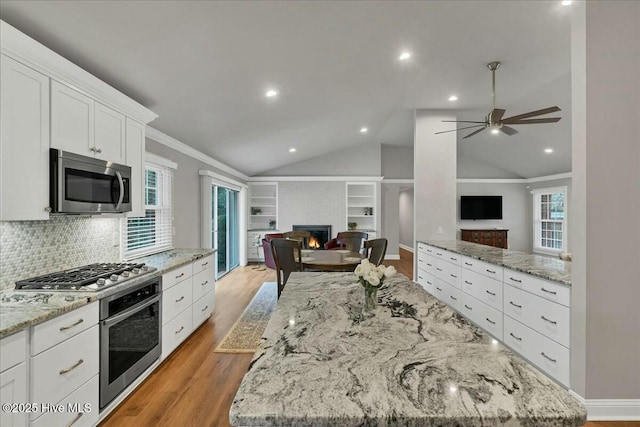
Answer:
364;285;378;311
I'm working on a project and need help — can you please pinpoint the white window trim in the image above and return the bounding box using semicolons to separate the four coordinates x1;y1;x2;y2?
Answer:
531;186;568;255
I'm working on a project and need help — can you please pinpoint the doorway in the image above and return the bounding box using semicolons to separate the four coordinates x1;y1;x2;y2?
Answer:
213;185;239;279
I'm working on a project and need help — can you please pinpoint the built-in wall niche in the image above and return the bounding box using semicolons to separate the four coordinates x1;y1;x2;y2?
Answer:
248;182;278;231
346;183;376;238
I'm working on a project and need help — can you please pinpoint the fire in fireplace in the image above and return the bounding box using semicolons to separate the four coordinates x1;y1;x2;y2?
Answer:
292;225;332;250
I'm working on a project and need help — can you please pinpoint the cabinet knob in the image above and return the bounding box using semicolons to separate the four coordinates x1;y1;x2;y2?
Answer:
44;207;52;212
96;148;102;153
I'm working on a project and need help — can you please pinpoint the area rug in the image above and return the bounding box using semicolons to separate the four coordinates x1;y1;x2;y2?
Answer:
214;281;278;353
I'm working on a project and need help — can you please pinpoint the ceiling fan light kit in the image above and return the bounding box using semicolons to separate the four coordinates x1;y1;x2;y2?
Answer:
436;61;562;139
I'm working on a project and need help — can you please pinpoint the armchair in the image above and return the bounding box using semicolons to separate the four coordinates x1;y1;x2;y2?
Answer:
261;233;284;269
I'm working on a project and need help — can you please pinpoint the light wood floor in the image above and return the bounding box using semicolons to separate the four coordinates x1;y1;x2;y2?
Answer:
101;257;637;427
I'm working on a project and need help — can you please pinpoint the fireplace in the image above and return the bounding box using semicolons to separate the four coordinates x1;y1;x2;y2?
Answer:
292;225;332;249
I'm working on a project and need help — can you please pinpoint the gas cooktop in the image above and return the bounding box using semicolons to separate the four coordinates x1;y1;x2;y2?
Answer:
15;262;156;291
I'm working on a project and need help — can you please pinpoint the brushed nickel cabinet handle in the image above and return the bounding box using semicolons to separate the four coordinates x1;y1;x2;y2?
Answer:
436;252;443;256
201;305;209;312
485;290;496;296
436;287;442;291
541;315;557;325
509;277;522;283
486;269;496;274
59;359;84;375
436;267;443;271
464;304;472;310
418;276;424;280
66;412;83;427
450;295;457;301
464;280;473;285
176;273;185;279
202;261;209;267
426;281;432;285
59;318;84;331
175;296;185;303
450;257;457;261
464;262;473;266
509;301;522;308
450;274;457;278
175;326;184;334
509;332;522;341
486;318;496;325
541;352;557;363
541;287;557;295
201;281;209;286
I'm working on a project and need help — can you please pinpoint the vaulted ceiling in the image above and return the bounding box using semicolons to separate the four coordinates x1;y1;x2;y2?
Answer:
0;1;573;178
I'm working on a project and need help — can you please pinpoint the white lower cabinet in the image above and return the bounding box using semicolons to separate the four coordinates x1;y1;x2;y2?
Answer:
0;362;27;427
31;375;99;427
193;290;215;329
162;307;193;359
162;278;194;324
460;292;503;340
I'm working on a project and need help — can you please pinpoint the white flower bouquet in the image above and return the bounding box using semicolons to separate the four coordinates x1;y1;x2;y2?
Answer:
354;259;396;310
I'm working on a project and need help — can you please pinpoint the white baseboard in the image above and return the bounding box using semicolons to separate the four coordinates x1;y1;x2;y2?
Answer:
398;244;414;253
569;391;640;421
385;254;400;260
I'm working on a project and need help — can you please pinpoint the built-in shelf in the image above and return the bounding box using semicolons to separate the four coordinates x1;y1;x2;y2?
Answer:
346;182;377;239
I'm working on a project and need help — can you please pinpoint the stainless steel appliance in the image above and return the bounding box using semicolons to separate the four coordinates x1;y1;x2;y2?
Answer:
50;148;132;214
99;278;161;409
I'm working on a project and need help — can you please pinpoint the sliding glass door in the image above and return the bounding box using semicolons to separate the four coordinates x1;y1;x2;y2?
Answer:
212;185;239;279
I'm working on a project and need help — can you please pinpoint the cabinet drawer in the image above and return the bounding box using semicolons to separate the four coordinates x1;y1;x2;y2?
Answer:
504;270;570;307
31;375;98;427
432;248;460;266
503;284;570;347
0;362;27;427
416;270;435;295
433;258;461;288
162;277;193;325
472;259;503;282
162;307;193;359
416;242;427;255
31;302;98;356
193;254;214;275
416;251;428;271
162;263;193;290
461;269;502;311
459;293;503;340
30;325;99;407
193;290;215;329
435;281;460;311
192;266;215;301
1;330;27;372
503;316;570;387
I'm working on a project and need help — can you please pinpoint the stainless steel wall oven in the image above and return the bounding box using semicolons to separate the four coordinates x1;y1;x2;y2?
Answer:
99;278;161;409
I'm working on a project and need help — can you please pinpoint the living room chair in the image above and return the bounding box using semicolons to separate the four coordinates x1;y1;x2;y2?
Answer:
364;238;388;266
331;231;368;253
261;233;284;269
283;230;311;249
270;238;303;298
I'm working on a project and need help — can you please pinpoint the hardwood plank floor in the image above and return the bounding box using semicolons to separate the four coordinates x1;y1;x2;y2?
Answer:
100;263;637;427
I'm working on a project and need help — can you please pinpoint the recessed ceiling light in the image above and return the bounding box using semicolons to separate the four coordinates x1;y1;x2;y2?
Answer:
360;127;368;133
265;89;278;98
289;148;296;153
561;0;572;5
448;95;458;102
398;52;412;61
545;148;554;153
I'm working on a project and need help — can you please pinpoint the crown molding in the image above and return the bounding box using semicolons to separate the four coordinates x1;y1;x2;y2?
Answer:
382;179;414;184
145;127;249;181
457;172;572;184
525;172;572;183
199;170;247;189
0;20;157;124
248;176;384;182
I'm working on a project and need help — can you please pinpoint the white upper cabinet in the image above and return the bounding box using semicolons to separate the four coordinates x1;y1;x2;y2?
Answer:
95;101;126;163
51;81;126;164
51;80;94;156
0;54;51;220
125;118;146;217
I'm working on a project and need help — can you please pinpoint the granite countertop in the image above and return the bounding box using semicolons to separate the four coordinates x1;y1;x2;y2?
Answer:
0;248;215;339
421;240;571;287
230;272;586;427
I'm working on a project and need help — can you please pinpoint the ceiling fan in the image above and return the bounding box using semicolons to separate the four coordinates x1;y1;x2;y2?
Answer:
436;61;561;139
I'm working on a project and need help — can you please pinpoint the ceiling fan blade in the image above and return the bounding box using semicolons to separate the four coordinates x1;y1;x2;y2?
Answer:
463;127;487;139
502;117;561;124
435;124;485;135
489;108;505;122
500;126;519;136
441;120;487;124
502;106;561;122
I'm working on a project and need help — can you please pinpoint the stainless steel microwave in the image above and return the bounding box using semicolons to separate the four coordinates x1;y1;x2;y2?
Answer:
50;149;132;214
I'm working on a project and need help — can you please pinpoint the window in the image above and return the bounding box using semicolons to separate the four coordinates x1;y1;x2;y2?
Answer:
532;186;567;254
123;162;173;259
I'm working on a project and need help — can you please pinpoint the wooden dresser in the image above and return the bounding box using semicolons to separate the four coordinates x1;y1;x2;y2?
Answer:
460;229;508;249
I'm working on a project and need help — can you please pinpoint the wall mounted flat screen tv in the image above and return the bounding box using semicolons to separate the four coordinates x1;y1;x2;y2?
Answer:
460;196;503;220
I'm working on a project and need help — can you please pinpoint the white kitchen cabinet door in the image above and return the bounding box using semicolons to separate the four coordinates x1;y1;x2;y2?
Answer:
125;118;146;217
51;80;95;156
94;101;126;163
0;362;27;427
0;54;50;220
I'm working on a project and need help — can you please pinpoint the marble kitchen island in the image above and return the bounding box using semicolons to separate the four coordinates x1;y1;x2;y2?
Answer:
230;272;586;426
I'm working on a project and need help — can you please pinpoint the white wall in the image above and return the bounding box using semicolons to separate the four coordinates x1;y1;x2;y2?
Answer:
456;182;530;252
381;144;413;179
381;183;400;256
399;188;414;248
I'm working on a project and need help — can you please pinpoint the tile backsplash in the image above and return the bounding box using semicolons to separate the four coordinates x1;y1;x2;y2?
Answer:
0;216;121;290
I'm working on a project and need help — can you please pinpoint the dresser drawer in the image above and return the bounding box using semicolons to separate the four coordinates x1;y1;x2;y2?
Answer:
1;330;27;372
31;303;98;356
193;290;215;329
192;266;215;302
433;258;461;288
162;277;193;325
30;325;99;407
162;263;193;290
503;316;570;387
162;307;193;359
503;284;570;347
459;293;503;340
31;375;98;427
193;254;214;275
460;269;502;311
416;270;435;295
504;270;570;307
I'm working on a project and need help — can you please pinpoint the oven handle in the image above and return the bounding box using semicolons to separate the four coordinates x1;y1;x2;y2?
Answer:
114;170;125;210
102;294;160;328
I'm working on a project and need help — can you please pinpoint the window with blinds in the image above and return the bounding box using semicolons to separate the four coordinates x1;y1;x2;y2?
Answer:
123;162;173;259
532;186;567;255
